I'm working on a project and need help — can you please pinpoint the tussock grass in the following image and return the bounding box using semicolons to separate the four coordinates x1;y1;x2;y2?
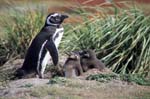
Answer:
61;7;150;77
0;8;45;65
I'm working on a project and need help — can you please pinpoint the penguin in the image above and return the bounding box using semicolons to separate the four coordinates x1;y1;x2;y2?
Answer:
79;49;105;72
15;13;68;79
63;51;83;78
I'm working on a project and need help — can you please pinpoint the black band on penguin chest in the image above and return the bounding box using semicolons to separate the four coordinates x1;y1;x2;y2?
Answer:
42;26;61;41
42;26;57;37
53;33;59;41
53;29;64;41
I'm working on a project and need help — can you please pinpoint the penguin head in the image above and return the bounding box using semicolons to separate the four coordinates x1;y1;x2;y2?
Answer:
45;12;68;27
79;50;90;58
66;51;80;60
79;49;96;59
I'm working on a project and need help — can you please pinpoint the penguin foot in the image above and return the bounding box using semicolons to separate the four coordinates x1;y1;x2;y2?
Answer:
38;73;44;79
14;68;26;79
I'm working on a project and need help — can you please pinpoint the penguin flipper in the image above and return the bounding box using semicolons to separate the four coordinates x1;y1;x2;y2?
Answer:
45;40;58;66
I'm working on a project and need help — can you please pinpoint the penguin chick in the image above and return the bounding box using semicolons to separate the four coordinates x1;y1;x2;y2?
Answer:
79;49;105;72
15;13;68;79
63;51;83;78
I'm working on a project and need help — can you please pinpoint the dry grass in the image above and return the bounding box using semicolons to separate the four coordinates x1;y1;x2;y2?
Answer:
0;77;150;99
27;80;150;99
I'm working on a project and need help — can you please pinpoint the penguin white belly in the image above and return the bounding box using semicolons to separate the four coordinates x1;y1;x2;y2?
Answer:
41;52;51;74
53;27;64;47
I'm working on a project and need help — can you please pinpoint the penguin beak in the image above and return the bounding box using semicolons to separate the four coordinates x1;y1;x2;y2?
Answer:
84;53;90;58
61;14;69;20
78;50;84;55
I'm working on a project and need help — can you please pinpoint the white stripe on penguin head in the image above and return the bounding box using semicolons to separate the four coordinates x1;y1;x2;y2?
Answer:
46;13;60;26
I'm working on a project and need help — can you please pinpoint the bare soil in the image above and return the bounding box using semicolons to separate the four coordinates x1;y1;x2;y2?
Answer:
0;76;150;99
0;60;150;99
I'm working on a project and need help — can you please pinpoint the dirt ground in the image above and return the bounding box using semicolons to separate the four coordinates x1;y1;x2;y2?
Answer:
0;77;150;99
0;64;150;99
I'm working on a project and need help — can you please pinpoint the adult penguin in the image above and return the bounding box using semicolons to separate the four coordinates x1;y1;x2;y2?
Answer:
15;13;68;78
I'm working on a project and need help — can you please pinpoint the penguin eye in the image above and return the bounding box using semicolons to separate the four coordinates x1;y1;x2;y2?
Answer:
49;16;61;24
55;16;61;22
49;16;55;22
83;51;87;54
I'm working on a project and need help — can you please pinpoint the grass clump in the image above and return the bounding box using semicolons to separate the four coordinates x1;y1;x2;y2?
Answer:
86;73;150;86
62;7;150;77
20;83;33;88
86;73;118;83
48;77;67;85
120;74;150;86
0;9;45;65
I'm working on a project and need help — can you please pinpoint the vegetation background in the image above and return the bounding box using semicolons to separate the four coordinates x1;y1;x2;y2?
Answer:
0;0;150;99
0;0;149;77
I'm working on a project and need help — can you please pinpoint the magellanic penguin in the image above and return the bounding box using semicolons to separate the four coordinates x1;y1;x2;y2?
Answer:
63;51;83;78
79;49;105;72
15;13;68;79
